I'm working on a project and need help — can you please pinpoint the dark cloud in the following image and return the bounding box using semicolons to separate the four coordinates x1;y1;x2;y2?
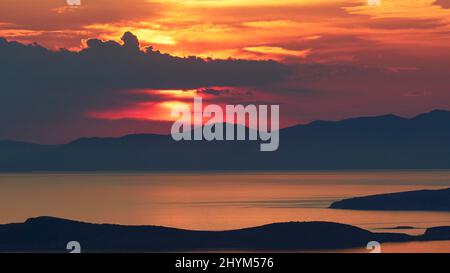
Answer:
0;32;288;90
196;88;231;96
434;0;450;9
0;32;290;143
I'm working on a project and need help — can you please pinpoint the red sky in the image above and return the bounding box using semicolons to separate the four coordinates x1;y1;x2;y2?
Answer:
1;0;450;143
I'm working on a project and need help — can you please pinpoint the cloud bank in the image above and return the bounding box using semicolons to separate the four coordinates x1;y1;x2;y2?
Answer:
0;32;289;143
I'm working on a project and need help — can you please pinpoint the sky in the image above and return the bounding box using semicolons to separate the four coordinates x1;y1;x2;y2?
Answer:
1;0;450;143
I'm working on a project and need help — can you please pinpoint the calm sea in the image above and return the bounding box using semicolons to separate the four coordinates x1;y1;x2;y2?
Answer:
2;170;450;252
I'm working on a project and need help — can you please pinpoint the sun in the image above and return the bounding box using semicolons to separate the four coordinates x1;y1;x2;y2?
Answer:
160;101;191;110
367;0;381;6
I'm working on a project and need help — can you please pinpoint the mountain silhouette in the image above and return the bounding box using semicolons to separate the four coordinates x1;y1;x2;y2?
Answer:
2;109;450;171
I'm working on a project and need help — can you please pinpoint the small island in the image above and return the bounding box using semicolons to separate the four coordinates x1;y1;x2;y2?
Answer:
330;188;450;211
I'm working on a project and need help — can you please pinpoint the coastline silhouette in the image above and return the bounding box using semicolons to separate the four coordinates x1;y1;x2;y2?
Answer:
331;188;450;211
1;216;450;252
0;216;419;252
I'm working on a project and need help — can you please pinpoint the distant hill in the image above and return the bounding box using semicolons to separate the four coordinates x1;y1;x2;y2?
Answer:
0;216;414;252
330;188;450;211
2;109;450;171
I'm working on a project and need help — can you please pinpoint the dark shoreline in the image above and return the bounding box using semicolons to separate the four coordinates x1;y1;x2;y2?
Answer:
1;216;450;253
330;187;450;211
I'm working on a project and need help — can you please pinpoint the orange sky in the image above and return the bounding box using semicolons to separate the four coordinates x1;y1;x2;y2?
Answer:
2;0;450;142
1;0;450;61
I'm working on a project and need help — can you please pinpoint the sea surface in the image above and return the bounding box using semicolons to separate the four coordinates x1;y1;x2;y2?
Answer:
2;170;450;253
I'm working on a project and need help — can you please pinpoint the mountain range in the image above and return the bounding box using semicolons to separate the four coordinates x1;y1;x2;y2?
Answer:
2;109;450;171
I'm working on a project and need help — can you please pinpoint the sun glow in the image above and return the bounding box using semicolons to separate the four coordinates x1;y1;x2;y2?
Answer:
157;90;198;98
160;100;191;111
244;46;311;58
88;89;199;122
